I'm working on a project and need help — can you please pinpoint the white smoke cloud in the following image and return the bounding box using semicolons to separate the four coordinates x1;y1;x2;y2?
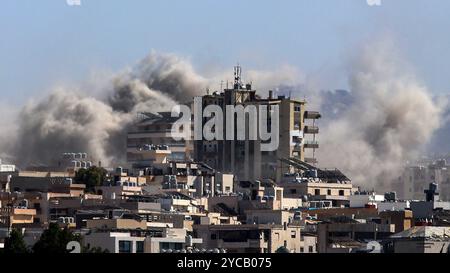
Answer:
10;51;208;168
15;89;129;166
0;102;18;160
316;40;444;190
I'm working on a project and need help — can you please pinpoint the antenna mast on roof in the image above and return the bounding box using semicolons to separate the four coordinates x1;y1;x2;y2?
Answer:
234;64;242;89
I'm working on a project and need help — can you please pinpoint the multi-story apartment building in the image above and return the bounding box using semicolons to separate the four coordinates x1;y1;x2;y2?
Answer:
193;223;302;253
194;66;321;182
127;112;193;170
399;159;450;201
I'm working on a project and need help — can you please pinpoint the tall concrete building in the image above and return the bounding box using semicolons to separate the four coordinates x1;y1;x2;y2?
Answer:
194;66;321;182
127;112;193;170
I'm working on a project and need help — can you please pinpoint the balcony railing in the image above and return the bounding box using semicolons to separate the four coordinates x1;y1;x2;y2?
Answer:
304;111;322;119
303;140;319;149
304;126;319;134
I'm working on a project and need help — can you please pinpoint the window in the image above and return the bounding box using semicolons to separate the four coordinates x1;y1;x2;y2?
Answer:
290;189;297;194
34;203;41;213
339;190;345;196
291;231;296;239
274;232;280;241
314;189;320;195
136;241;144;253
161;242;183;250
309;246;314;253
300;247;304;253
225;186;231;192
118;240;132;253
327;189;332;195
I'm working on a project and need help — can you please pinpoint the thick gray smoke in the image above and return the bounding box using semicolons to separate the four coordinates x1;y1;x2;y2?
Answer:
315;41;444;190
2;44;445;189
109;51;207;113
0;102;18;161
6;50;301;168
12;51;208;167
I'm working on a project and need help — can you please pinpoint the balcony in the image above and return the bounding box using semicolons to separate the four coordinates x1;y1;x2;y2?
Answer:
303;140;319;149
304;126;319;134
304;111;321;119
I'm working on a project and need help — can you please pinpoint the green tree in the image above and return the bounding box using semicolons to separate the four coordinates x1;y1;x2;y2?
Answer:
3;229;29;254
275;246;290;253
82;245;110;253
74;166;108;193
32;223;80;254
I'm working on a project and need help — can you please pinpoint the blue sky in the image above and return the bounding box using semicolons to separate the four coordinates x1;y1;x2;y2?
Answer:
1;0;450;104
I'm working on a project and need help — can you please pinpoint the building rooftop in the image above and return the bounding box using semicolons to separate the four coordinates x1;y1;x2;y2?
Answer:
136;111;181;125
390;226;450;240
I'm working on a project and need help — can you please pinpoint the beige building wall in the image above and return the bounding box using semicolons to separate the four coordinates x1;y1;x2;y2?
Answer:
86;219;147;230
269;226;302;253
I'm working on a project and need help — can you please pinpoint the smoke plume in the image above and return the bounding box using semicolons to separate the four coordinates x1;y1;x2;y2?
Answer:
315;41;444;190
11;51;208;167
1;44;445;190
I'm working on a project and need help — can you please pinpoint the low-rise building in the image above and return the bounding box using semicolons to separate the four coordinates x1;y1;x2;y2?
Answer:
386;226;450;253
194;223;302;253
10;174;85;197
280;169;353;208
145;228;203;253
86;218;147;230
300;232;318;253
96;182;143;200
317;217;396;253
84;231;147;253
0;207;37;228
0;159;15;173
83;220;203;253
158;192;200;213
379;210;413;233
